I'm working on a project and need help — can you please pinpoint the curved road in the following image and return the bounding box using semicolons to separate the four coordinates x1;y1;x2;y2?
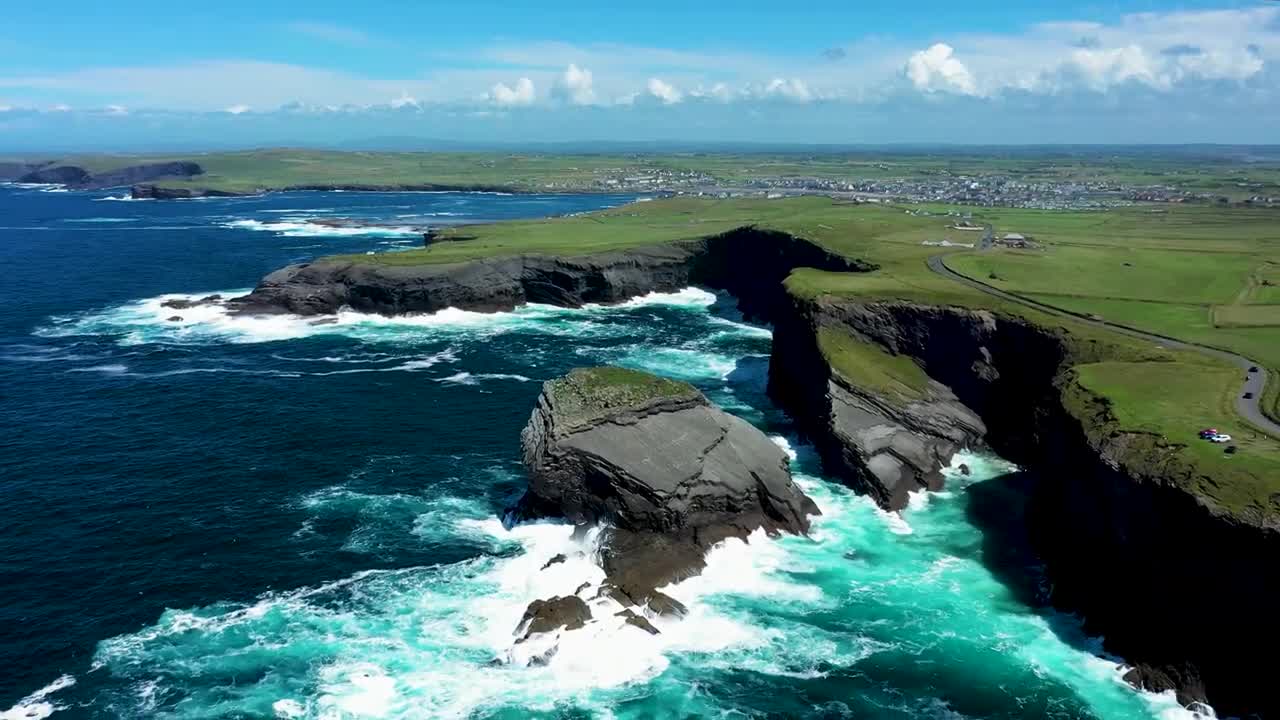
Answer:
926;254;1280;438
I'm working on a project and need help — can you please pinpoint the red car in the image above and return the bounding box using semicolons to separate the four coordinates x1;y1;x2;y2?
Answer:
1199;428;1219;438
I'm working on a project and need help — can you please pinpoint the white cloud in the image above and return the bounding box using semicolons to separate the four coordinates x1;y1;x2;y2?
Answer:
224;104;251;114
551;64;595;105
689;82;732;102
906;43;979;95
0;6;1273;116
103;104;128;116
50;103;71;112
646;77;682;104
750;78;816;102
487;77;535;106
390;91;419;109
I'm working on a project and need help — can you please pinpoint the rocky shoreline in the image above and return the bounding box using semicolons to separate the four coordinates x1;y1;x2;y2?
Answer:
232;226;1276;716
130;181;526;199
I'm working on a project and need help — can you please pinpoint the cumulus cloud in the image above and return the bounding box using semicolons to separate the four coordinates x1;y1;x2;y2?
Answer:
487;77;535;106
754;78;816;102
688;82;732;102
390;91;419;109
646;77;682;104
103;104;128;116
550;64;595;105
906;43;979;95
224;104;251;114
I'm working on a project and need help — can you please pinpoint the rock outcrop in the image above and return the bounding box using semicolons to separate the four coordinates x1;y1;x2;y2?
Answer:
515;596;592;642
17;165;91;186
515;367;818;601
768;314;986;510
13;161;203;190
229;227;874;320
130;184;241;200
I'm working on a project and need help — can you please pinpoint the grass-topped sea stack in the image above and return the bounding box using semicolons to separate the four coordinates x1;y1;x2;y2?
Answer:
515;367;818;605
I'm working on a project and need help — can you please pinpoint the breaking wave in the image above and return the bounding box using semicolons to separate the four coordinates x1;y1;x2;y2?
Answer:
224;219;425;238
35;287;721;347
0;675;76;720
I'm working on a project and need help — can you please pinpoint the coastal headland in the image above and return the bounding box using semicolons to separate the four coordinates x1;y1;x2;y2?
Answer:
231;194;1280;716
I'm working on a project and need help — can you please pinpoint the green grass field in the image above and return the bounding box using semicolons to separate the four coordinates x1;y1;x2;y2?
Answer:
935;203;1280;423
322;194;1280;518
1074;359;1280;519
7;148;1280;199
818;326;931;401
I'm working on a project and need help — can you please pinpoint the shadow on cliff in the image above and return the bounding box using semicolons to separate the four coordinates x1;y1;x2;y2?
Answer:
963;471;1111;659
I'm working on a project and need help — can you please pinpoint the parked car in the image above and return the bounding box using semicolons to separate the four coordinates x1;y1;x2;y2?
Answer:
1244;392;1254;399
1225;445;1238;455
1199;428;1220;438
1249;366;1258;373
1210;434;1232;443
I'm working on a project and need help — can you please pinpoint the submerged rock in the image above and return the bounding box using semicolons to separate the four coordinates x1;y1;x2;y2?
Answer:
615;608;661;635
516;366;818;599
515;595;592;642
160;294;223;310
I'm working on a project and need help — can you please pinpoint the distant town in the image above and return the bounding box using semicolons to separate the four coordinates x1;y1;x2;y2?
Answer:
554;166;1278;210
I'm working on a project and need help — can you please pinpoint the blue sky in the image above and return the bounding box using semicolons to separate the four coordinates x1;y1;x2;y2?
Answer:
1;1;1278;148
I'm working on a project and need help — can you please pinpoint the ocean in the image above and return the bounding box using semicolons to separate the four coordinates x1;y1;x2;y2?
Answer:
0;185;1197;719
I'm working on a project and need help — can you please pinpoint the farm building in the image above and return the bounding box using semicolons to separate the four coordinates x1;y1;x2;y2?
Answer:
999;233;1037;248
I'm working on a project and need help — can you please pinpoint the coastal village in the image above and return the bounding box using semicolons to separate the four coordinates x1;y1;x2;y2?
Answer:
541;164;1269;210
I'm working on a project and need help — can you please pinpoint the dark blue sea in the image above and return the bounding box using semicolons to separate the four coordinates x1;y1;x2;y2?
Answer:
0;185;1192;719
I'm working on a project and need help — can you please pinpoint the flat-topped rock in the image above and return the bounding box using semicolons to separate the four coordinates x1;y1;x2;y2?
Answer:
515;367;818;597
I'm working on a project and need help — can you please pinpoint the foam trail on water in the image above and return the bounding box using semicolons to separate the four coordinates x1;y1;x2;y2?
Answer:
36;287;727;346
0;675;75;720
224;219;423;238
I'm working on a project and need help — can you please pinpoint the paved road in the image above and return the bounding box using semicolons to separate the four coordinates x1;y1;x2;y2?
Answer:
926;254;1280;438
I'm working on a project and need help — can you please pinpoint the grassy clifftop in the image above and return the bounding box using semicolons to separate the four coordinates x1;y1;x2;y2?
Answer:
546;367;701;429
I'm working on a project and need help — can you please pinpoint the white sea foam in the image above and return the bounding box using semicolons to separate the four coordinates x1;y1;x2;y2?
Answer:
36;287;727;347
64;217;136;223
10;183;63;190
224;219;423;238
0;675;75;720
92;194;148;202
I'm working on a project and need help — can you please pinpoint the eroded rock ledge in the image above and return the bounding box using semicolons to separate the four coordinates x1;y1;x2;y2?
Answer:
229;227;874;321
515;367;817;604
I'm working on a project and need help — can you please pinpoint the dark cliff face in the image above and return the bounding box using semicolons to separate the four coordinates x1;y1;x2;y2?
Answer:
86;161;202;189
17;161;203;190
0;162;45;181
768;293;1279;718
231;227;874;319
17;165;92;186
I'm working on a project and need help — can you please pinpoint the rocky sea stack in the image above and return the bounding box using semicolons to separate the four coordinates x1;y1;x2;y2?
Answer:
515;367;818;605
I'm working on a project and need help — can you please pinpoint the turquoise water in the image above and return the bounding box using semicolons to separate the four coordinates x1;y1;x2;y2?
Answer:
0;188;1198;719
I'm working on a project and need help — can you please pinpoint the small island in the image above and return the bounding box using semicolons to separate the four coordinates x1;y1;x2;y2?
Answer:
503;366;817;664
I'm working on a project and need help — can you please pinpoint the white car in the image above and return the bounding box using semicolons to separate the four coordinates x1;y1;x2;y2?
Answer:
1210;434;1232;443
